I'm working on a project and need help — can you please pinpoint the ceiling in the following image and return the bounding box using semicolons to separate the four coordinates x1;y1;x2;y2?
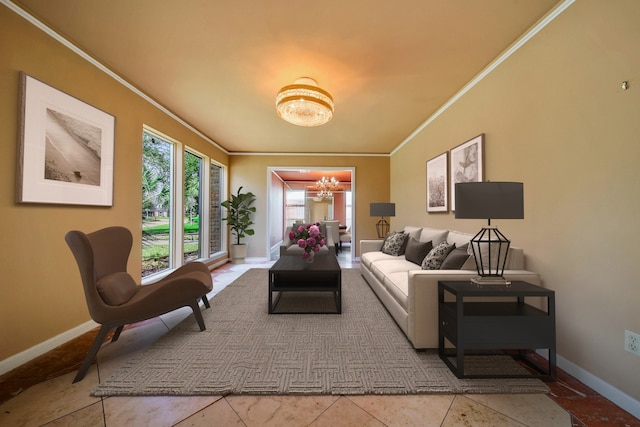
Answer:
11;0;561;155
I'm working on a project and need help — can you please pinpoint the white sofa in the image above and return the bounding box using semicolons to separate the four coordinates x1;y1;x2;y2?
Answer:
360;226;541;349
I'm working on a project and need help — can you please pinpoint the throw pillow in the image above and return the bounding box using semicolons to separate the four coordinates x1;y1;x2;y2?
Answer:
404;238;433;265
96;272;139;306
381;231;408;256
440;243;470;269
421;241;455;270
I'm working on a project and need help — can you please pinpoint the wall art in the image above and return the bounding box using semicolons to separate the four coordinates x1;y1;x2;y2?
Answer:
17;72;115;206
426;152;448;212
450;133;484;211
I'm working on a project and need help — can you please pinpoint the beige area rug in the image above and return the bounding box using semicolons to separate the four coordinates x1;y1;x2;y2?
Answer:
92;269;549;396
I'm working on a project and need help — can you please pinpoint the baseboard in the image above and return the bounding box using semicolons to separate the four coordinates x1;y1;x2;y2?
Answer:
0;320;98;376
535;350;640;418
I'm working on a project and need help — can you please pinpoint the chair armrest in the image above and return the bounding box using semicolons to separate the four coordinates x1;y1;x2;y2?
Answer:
325;226;335;247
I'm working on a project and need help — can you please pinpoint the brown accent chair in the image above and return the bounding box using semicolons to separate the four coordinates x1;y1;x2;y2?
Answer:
65;226;213;383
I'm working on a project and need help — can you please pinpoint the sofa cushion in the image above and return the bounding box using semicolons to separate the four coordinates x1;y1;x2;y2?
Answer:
419;228;449;246
461;254;477;270
360;251;401;268
403;226;423;241
383;272;409;310
381;231;408;256
447;230;474;247
96;272;138;306
440;243;470;269
404;238;433;266
421;241;455;270
370;258;415;283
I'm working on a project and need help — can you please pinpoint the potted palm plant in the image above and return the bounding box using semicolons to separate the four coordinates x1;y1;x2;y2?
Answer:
221;186;256;263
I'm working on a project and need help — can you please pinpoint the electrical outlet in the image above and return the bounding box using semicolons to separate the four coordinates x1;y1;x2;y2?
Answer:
625;330;640;356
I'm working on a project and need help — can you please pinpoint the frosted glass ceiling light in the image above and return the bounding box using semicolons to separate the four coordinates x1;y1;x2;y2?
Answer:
276;77;334;127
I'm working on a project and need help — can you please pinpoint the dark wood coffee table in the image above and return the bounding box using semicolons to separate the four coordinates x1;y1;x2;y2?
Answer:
269;255;342;314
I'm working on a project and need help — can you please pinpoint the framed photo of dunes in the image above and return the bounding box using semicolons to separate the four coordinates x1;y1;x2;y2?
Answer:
16;72;115;206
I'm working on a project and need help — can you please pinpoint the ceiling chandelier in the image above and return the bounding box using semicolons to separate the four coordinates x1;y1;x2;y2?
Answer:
315;176;340;200
275;77;334;127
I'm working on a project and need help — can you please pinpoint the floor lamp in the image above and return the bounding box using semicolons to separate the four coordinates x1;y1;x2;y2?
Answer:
455;182;524;285
370;203;395;238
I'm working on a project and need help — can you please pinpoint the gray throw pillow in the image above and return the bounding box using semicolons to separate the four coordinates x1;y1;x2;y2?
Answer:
404;238;433;265
421;241;455;270
440;243;470;269
381;231;408;256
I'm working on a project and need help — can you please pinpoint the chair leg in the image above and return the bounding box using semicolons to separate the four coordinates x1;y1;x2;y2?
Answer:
202;295;210;309
73;324;112;383
111;325;124;342
190;300;206;331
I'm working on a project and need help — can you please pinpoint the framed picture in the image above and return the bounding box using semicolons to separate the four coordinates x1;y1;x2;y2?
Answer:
450;133;484;211
17;72;115;206
426;152;448;212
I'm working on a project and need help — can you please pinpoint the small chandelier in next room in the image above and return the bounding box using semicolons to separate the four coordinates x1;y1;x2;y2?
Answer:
276;77;334;127
315;176;340;200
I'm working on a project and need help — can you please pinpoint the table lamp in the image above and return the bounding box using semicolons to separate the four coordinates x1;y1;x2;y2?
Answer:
455;182;524;285
370;203;395;238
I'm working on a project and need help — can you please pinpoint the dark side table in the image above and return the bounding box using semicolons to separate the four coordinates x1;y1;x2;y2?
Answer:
438;280;556;380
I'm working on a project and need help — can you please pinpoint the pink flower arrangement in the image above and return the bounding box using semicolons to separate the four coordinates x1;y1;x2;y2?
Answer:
289;223;326;259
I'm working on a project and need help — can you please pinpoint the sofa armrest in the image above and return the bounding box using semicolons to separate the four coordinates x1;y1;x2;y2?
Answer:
360;239;384;254
406;269;542;349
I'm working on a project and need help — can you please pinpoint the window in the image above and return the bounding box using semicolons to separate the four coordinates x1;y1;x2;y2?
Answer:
184;150;202;262
209;162;223;255
285;190;305;225
142;132;174;277
142;128;226;278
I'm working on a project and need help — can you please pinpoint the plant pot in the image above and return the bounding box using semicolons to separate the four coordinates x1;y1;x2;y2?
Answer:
230;244;248;264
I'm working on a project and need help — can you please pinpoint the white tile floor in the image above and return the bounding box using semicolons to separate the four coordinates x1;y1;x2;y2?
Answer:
0;253;572;426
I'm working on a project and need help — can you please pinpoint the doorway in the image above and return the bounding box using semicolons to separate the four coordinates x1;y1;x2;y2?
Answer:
268;167;355;257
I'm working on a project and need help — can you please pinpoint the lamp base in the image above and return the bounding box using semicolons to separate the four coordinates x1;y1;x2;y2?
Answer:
376;218;390;239
470;276;512;286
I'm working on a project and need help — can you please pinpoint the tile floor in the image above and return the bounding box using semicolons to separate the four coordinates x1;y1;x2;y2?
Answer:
1;249;638;426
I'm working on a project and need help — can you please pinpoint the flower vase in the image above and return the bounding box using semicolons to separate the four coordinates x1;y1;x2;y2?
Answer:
306;251;315;263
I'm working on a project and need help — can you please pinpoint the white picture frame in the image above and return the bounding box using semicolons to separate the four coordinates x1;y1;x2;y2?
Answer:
450;134;484;211
426;152;448;212
17;72;115;206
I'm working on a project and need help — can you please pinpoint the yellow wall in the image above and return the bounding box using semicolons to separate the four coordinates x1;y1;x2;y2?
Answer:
229;154;390;257
0;6;228;360
2;0;640;406
0;5;389;362
391;0;640;400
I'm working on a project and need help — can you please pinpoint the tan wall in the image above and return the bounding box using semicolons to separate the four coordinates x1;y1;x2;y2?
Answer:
3;0;638;405
228;155;389;257
391;0;640;400
0;7;228;360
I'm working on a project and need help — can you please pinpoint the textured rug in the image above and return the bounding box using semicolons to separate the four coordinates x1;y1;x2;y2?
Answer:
92;268;549;396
